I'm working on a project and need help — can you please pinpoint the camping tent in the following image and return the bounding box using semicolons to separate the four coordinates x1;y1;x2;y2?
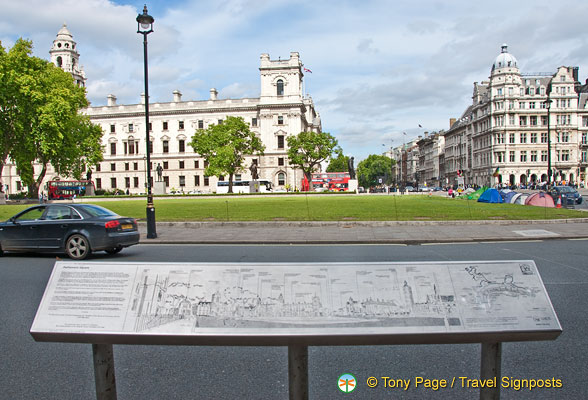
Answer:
513;193;530;205
503;191;517;204
478;188;504;203
525;192;555;207
463;186;488;200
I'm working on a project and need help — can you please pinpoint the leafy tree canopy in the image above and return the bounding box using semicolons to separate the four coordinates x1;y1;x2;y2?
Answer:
287;131;338;188
326;148;349;173
356;154;395;188
0;38;103;197
189;116;264;193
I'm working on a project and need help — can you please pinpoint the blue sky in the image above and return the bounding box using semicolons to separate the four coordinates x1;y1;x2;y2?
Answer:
1;0;588;162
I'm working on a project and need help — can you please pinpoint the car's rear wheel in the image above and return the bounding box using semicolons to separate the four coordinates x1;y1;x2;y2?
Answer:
65;234;91;260
105;246;122;255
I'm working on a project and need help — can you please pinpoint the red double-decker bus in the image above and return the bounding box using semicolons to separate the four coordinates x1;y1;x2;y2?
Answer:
46;180;94;200
301;172;350;192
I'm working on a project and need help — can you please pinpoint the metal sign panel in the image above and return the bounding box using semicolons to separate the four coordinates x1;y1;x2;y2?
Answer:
30;260;561;345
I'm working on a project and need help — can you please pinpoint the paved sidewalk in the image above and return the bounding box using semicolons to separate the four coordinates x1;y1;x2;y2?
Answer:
138;218;588;245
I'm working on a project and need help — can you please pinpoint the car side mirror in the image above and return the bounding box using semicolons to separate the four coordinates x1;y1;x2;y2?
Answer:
9;217;18;225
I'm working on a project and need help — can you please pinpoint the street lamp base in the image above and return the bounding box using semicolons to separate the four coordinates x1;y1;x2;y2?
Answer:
146;204;157;239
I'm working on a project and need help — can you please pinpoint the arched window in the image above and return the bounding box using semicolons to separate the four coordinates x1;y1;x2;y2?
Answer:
57;56;63;67
278;172;285;186
276;79;284;96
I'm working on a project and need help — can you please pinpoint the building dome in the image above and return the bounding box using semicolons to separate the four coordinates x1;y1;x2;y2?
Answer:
492;44;518;71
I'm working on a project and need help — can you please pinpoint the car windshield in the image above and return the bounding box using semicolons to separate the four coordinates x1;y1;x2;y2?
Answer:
558;187;573;193
77;204;118;217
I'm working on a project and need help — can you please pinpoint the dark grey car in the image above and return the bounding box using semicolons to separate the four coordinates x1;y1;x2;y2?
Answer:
0;204;139;260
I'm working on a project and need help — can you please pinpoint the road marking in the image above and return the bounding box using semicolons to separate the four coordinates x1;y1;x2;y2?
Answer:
568;238;588;241
421;242;478;246
480;240;544;244
513;229;560;237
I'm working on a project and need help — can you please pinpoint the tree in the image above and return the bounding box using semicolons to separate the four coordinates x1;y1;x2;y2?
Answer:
0;38;103;198
356;154;395;188
190;116;264;193
326;148;349;173
287;131;338;189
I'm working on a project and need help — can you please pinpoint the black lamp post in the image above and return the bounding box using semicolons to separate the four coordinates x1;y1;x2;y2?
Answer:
545;85;553;189
137;5;156;238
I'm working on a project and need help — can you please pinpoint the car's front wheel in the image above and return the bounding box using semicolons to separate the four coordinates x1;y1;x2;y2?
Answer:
65;234;91;260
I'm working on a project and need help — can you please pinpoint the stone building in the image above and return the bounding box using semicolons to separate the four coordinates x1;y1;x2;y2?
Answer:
0;26;321;195
392;44;588;189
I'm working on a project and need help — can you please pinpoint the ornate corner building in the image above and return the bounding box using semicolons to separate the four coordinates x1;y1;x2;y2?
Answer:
1;26;321;195
395;45;588;189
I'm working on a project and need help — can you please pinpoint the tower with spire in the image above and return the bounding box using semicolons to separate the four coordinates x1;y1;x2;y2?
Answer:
49;24;86;87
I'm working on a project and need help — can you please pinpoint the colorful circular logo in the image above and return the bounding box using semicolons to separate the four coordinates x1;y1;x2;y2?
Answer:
338;373;357;393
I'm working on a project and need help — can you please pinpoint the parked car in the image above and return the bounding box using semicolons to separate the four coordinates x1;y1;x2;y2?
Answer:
404;186;416;192
549;186;583;205
0;204;139;260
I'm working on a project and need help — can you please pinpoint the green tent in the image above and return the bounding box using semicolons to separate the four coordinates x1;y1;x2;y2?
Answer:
458;186;488;201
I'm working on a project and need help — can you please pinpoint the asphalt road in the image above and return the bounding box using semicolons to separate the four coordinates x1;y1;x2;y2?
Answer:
1;241;587;399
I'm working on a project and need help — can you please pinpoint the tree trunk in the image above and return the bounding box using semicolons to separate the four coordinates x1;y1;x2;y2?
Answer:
29;162;47;199
228;173;234;194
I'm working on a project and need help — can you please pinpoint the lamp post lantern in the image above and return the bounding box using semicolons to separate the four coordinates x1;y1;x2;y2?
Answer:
137;5;156;238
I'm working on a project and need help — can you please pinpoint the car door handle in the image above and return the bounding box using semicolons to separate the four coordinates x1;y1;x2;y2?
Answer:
60;225;69;228
29;226;38;229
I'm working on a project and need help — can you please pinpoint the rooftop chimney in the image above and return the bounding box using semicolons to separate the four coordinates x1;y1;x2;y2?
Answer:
107;94;117;107
210;88;218;100
173;90;182;102
450;118;456;128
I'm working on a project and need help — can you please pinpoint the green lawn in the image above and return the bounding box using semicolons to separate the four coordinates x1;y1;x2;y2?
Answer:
1;194;584;221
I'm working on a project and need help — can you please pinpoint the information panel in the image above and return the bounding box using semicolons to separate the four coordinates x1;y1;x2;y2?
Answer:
30;260;562;345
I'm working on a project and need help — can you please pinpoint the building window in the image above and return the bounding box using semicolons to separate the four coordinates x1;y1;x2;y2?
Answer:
218;119;223;125
509;151;515;162
179;139;185;153
278;172;285;185
179;160;185;169
149;141;153;154
96;163;101;172
530;116;537;126
179;121;184;130
278;116;284;125
277;79;284;96
163;161;169;169
583;117;588;127
277;135;285;149
110;124;115;133
520;133;527;144
582;150;587;163
529;102;536;109
541;151;548;162
96;178;102;189
110;142;116;155
125;163;130;171
194;160;200;169
530;133;537;143
278;157;284;166
179;176;185;187
110;178;117;189
163;121;168;131
125;177;130;188
519;116;527;126
252;118;258;127
531;151;538;162
560;132;569;143
497;88;502;96
163;140;169;153
509;133;515;144
520;151;527;162
128;123;134;133
110;163;116;171
134;162;138;170
509;115;515;125
133;177;139;188
582;133;587;145
235;174;242;181
204;161;209;168
198;120;204;129
149;122;152;131
203;176;209;186
541;132;548;143
194;175;200;186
